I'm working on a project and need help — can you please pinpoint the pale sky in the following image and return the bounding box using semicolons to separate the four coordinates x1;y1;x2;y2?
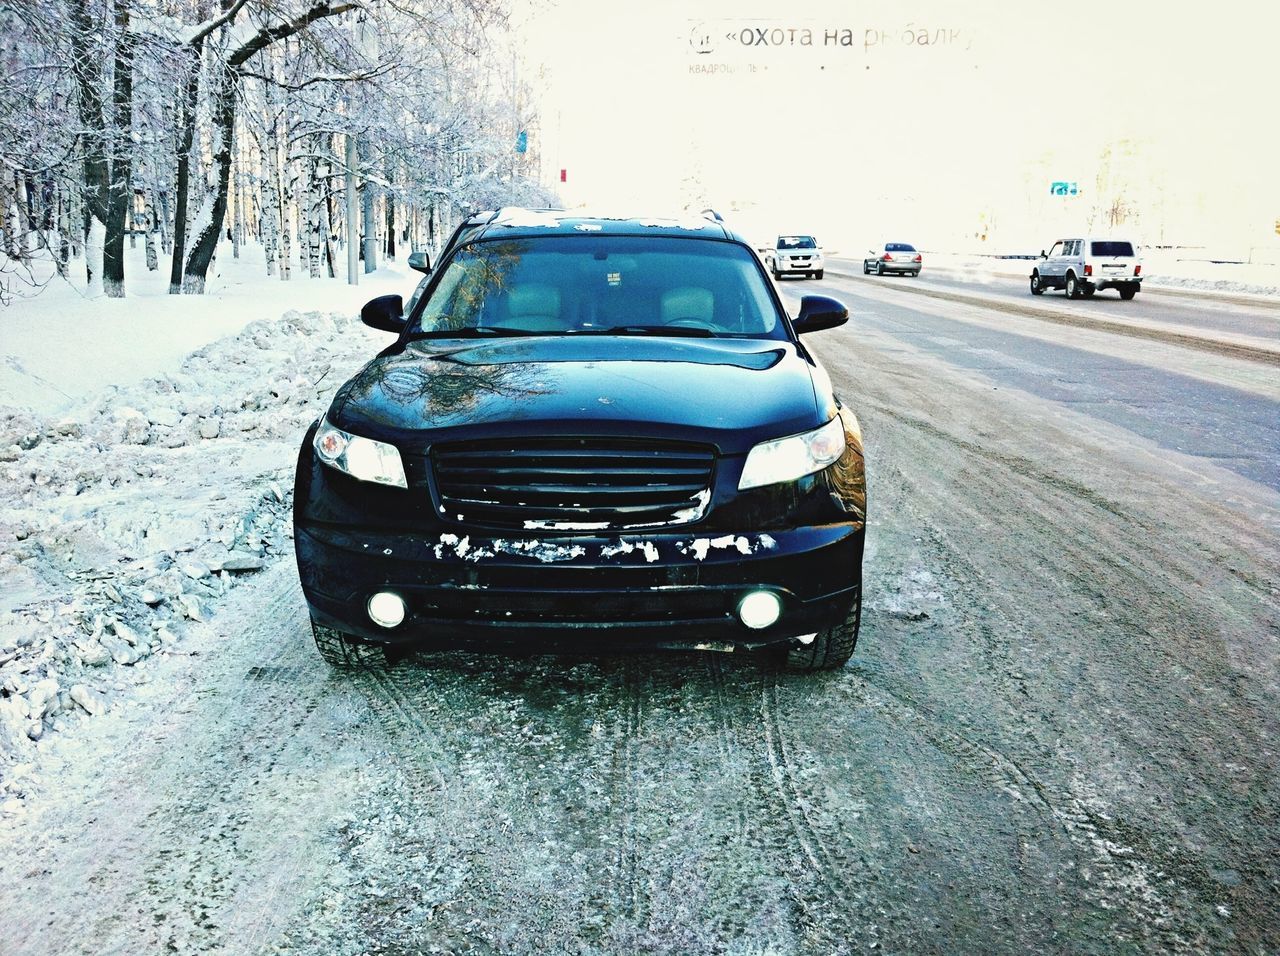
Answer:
511;0;1280;254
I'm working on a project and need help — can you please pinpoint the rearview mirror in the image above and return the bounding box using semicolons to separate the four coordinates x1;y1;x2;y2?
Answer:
793;295;848;335
361;294;405;333
408;251;432;274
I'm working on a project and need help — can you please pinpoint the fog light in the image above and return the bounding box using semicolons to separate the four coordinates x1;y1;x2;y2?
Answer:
737;590;782;630
367;591;406;628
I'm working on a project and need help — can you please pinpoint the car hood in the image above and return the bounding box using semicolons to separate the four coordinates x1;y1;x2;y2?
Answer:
330;336;830;455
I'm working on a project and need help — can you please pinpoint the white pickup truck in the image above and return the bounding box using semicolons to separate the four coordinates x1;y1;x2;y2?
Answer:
763;235;824;280
1030;237;1143;300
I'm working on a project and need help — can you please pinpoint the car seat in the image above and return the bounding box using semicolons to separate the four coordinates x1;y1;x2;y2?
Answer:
659;287;715;327
503;284;563;331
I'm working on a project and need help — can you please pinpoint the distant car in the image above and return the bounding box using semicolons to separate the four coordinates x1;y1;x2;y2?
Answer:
1030;238;1142;300
863;243;922;277
764;235;824;280
294;209;868;672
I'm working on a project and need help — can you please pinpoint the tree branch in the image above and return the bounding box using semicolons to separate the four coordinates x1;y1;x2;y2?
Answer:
186;0;251;47
228;2;362;69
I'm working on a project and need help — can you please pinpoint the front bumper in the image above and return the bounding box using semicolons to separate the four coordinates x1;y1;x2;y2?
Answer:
777;259;822;274
296;521;863;651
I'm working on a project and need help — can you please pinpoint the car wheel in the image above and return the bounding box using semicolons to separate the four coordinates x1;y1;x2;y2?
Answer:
1030;272;1044;295
862;261;870;275
772;266;782;280
1065;272;1080;299
876;263;885;276
1119;284;1138;300
782;593;861;672
815;269;824;280
312;619;388;668
1082;286;1095;298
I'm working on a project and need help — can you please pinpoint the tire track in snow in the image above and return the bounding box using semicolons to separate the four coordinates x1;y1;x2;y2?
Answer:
756;675;879;944
610;657;647;926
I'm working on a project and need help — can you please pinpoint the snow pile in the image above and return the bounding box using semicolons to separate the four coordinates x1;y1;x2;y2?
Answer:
0;309;378;808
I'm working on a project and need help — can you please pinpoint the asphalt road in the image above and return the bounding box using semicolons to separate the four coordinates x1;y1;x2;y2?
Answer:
829;258;1280;345
2;280;1278;954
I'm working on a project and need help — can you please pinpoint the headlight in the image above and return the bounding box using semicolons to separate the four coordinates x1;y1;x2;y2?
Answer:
738;417;846;490
313;417;407;488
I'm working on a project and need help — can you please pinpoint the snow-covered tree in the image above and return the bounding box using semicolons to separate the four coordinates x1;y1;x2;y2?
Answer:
0;0;554;300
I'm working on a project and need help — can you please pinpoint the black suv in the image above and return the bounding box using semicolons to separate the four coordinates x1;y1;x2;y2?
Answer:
293;209;867;670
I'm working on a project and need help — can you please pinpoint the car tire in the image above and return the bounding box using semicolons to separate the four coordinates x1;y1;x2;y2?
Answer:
312;619;388;668
772;266;782;281
911;271;920;277
1065;272;1081;299
1119;284;1138;300
782;593;861;672
1082;285;1095;298
1030;272;1044;295
862;261;870;275
876;263;885;276
815;269;824;280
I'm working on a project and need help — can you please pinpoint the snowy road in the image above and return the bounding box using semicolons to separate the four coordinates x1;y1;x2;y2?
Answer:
2;284;1279;954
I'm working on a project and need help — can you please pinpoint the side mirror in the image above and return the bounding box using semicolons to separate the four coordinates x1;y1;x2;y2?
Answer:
793;295;848;335
361;294;405;333
407;251;432;274
1040;249;1047;258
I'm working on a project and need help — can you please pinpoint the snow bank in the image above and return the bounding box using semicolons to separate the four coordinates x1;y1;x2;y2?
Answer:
0;240;409;416
0;308;382;809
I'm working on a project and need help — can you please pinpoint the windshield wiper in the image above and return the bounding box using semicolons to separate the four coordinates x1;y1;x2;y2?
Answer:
589;325;717;338
408;325;551;340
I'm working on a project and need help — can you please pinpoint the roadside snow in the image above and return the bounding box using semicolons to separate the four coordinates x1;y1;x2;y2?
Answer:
0;306;384;809
1;241;407;416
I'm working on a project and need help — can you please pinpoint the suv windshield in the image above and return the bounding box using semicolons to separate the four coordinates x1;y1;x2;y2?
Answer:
777;236;817;249
1090;241;1135;257
412;236;784;339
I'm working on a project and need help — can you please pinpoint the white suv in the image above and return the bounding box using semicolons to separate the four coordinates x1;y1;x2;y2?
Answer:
764;235;824;280
1030;238;1142;300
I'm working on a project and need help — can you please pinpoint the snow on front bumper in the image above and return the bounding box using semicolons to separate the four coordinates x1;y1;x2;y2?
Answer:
295;522;862;647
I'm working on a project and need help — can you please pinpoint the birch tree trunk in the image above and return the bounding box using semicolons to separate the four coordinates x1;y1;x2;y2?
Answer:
279;141;294;280
56;188;71;275
181;62;235;294
230;135;241;260
361;142;376;274
157;190;171;255
384;158;395;260
345;132;357;284
258;124;278;275
102;0;134;298
322;168;337;279
305;143;324;278
144;192;158;269
84;215;106;295
0;174;16;258
169;40;203;293
14;177;31;253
